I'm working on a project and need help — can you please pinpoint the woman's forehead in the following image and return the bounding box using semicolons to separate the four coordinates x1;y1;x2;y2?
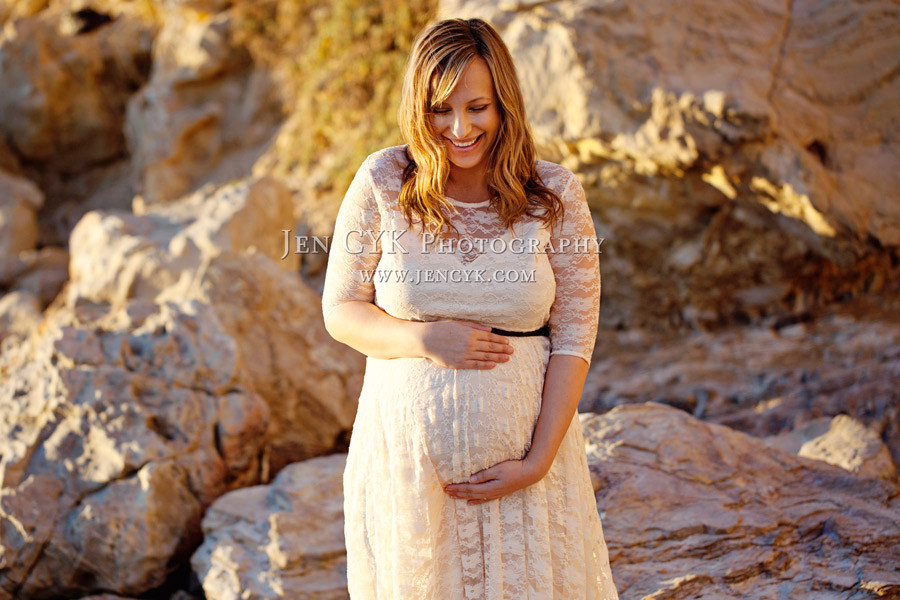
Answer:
430;57;494;103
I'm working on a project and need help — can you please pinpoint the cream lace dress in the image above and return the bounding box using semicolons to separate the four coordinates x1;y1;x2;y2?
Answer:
321;145;618;599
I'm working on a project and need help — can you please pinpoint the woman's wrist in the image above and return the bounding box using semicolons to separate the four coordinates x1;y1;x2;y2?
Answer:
522;450;551;484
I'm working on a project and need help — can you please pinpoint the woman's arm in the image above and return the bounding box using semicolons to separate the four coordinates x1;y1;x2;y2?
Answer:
522;353;589;476
324;301;429;360
325;300;515;368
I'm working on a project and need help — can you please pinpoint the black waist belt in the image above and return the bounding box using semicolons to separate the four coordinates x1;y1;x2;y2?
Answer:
490;325;550;337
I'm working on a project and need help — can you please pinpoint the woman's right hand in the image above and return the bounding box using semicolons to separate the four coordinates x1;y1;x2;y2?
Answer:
420;320;514;369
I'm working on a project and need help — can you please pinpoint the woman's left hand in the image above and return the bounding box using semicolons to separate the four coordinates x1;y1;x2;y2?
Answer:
444;456;546;505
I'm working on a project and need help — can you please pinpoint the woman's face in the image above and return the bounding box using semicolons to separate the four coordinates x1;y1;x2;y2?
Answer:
431;57;501;178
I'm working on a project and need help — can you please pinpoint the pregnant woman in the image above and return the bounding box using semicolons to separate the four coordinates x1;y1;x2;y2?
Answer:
322;17;619;599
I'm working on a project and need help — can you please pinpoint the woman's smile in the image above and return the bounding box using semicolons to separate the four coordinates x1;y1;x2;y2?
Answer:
447;133;484;151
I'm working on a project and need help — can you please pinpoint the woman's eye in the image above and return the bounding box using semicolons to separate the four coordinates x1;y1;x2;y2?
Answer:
433;108;450;114
471;105;488;112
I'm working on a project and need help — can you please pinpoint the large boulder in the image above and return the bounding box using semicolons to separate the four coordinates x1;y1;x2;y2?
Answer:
125;5;284;206
441;0;900;329
0;297;269;599
66;175;299;307
187;403;900;600
64;175;362;472
191;453;348;600
764;414;898;481
0;6;155;245
0;8;153;174
582;402;900;598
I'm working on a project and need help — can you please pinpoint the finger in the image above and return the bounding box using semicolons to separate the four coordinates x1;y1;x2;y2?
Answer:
491;335;512;347
474;341;514;355
445;483;496;497
470;350;510;363
469;469;496;484
459;321;491;331
459;359;497;370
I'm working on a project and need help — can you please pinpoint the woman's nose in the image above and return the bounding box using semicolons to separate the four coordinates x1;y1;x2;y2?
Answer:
451;112;470;138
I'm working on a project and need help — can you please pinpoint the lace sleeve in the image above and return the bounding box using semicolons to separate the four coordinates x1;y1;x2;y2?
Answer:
546;170;601;366
321;157;382;327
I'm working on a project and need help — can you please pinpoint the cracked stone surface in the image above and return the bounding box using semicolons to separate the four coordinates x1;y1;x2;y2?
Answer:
0;297;269;599
190;453;348;600
580;295;900;473
0;167;363;597
582;402;900;599
62;173;363;473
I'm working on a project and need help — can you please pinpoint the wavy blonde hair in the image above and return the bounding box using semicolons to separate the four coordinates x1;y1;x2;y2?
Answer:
397;18;564;237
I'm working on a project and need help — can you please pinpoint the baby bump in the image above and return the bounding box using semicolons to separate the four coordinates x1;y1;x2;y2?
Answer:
361;336;550;486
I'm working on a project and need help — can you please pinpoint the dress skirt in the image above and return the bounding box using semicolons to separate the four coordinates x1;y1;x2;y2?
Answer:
342;335;619;599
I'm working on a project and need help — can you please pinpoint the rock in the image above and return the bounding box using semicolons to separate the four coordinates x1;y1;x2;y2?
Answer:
580;295;900;472
0;170;43;282
0;8;153;172
0;290;42;344
766;414;898;481
190;250;362;473
581;402;900;599
0;298;270;599
0;6;155;245
66;175;299;307
4;246;69;309
191;453;348;600
29;154;354;488
125;6;283;205
440;0;900;329
64;175;362;471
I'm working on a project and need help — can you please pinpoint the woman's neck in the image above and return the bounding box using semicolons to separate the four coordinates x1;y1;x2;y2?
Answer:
446;169;490;202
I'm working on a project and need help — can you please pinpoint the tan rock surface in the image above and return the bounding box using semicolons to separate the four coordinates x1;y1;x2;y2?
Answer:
0;291;42;346
582;402;900;599
0;6;155;245
191;453;348;600
63;174;362;472
0;8;152;172
0;298;269;599
66;175;298;307
765;415;898;482
0;170;43;282
125;5;283;206
2;245;69;309
580;296;900;473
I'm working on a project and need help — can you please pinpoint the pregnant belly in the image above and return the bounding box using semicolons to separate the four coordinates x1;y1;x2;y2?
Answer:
360;336;550;486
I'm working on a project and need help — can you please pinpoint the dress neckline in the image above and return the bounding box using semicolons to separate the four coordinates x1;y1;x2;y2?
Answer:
446;196;491;208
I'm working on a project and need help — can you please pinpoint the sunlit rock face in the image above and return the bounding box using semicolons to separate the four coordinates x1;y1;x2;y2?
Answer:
0;5;155;246
582;402;900;599
442;0;900;330
0;296;269;599
124;5;285;207
190;453;349;600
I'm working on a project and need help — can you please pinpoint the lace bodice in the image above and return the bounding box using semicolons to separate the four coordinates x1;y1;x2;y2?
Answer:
321;145;601;364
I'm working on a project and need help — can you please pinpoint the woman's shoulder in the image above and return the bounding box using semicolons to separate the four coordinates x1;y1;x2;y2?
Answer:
534;159;578;193
360;145;411;180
